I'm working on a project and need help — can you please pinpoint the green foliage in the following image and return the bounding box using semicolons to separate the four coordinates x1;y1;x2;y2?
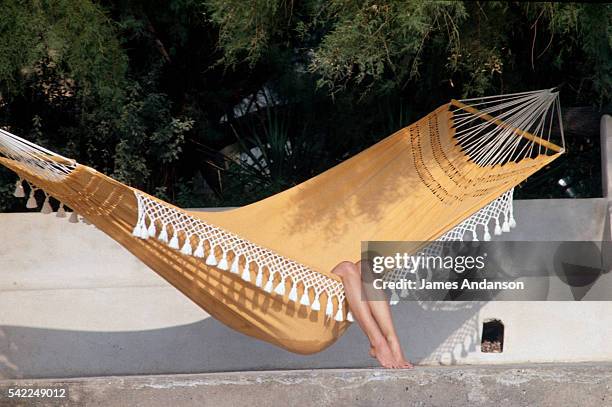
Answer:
204;1;611;105
0;1;610;212
0;0;127;102
545;3;612;105
310;1;468;95
205;0;291;67
112;80;194;186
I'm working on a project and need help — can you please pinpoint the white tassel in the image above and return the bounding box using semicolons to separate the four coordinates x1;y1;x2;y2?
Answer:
13;180;24;198
288;282;298;302
509;215;516;228
483;225;491;241
218;252;229;270
502;219;510;233
389;290;400;305
334;302;344;322
471;229;479;242
494;217;502;235
206;248;218;266
263;273;274;292
241;262;251;282
346;311;354;322
157;225;168;243
299;289;311;306
147;221;156;237
509;198;516;228
325;297;334;317
56;203;66;218
132;221;142;237
69;211;79;223
230;256;240;274
158;226;169;243
41;196;52;214
140;222;149;239
26;191;37;208
255;265;264;287
193;241;205;258
169;232;180;249
274;279;286;296
180;237;193;255
311;294;321;311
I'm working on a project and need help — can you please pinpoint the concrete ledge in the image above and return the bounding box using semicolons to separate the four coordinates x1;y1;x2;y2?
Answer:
1;363;611;407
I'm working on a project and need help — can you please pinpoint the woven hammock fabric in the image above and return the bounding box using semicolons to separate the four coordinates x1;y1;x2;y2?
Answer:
0;89;564;354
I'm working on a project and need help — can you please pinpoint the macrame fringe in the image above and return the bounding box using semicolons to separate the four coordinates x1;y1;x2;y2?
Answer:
130;189;519;314
69;211;79;223
230;256;240;274
325;297;334;317
255;265;264;287
288;282;298;302
274;279;286;296
180;238;193;255
13;179;24;198
311;294;321;311
205;250;217;265
9;178;87;229
57;203;66;218
334;302;344;322
384;188;518;305
147;222;156;238
194;241;205;258
218;252;229;270
263;274;274;292
169;233;180;249
389;290;400;306
241;263;251;282
130;191;350;321
300;290;310;306
41;194;52;214
26;189;37;209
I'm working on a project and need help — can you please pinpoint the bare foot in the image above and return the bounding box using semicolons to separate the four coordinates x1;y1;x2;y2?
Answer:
371;338;399;368
387;336;414;368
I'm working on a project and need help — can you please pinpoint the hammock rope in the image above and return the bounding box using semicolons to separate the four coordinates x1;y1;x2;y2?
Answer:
0;89;564;354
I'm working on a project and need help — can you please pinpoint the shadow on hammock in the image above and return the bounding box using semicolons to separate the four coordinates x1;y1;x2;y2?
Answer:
272;99;561;254
0;301;486;380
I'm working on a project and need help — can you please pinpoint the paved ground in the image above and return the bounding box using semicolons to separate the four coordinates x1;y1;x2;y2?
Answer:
1;363;611;407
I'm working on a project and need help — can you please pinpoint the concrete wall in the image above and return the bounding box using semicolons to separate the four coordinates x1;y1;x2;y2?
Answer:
0;198;611;379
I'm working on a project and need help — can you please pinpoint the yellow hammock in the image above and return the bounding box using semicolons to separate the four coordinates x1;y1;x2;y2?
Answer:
0;89;564;354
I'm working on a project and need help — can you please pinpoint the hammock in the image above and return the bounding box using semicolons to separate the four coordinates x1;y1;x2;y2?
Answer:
0;89;564;354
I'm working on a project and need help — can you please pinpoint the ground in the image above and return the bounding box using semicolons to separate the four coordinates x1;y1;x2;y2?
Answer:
1;363;611;407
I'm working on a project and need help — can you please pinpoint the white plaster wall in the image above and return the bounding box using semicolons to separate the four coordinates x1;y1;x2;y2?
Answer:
1;196;611;379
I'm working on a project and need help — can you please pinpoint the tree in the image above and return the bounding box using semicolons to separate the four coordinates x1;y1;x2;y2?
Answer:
1;1;610;211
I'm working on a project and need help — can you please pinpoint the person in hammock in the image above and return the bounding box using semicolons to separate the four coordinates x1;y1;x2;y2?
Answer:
332;260;414;369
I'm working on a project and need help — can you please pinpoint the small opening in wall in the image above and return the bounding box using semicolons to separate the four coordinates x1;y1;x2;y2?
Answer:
481;319;504;353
